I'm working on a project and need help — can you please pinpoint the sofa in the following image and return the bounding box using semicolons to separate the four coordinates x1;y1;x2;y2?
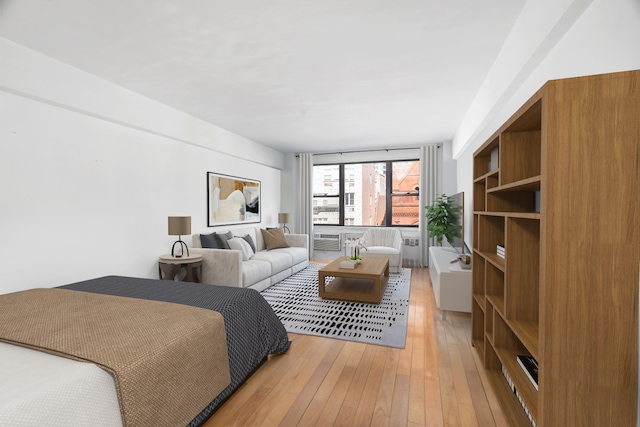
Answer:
190;226;309;292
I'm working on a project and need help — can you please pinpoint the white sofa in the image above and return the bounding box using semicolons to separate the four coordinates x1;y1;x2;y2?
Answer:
190;227;309;292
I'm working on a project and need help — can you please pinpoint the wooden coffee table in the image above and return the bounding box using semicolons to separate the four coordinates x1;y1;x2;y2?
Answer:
318;256;390;304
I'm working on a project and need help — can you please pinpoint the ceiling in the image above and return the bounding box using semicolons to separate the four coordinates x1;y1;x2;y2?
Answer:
0;0;527;154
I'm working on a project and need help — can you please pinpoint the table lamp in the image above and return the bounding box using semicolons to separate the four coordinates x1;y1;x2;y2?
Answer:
278;212;290;233
168;216;191;257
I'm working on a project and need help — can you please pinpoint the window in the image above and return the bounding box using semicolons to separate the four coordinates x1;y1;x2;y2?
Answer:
312;165;341;225
313;159;420;227
345;193;355;206
390;160;421;226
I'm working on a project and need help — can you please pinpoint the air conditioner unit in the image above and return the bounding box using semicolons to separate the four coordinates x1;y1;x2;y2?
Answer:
403;238;420;247
313;233;341;251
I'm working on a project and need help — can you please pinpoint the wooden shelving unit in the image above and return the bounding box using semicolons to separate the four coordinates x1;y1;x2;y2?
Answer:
472;70;640;426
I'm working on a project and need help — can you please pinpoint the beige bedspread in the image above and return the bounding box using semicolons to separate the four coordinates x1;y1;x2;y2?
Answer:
0;288;231;427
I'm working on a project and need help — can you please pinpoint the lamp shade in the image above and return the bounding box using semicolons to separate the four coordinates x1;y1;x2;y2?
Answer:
168;216;191;236
278;213;289;224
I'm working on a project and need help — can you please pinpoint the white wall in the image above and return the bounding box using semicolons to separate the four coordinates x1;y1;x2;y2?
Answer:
0;40;285;294
455;0;640;246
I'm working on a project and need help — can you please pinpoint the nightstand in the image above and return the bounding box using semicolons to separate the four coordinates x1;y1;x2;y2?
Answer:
158;254;203;283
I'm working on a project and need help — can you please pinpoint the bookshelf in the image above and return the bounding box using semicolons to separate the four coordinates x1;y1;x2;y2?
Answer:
472;70;639;426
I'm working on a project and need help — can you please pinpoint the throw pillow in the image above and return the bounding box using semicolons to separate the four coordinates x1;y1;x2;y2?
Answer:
200;232;219;249
242;234;257;253
227;237;255;261
215;231;234;249
261;228;290;250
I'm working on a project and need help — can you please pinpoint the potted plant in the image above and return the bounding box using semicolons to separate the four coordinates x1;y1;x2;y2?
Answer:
425;194;462;246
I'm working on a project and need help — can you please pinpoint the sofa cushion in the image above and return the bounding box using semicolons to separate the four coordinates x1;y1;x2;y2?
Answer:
251;251;292;275
271;247;307;265
363;246;400;255
200;232;220;249
227;237;255;261
241;259;272;287
260;228;289;250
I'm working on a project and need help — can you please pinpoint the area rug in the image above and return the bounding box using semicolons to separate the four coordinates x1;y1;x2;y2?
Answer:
261;263;410;348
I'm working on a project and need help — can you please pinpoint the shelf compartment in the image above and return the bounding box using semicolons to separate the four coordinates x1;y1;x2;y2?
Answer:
492;313;539;424
472;215;480;250
485;263;505;313
499;98;542;187
491;175;541;193
472;251;485;295
471;298;485;361
487;190;537;213
508;319;539;360
473;180;486;212
473;136;499;179
485;299;494;342
505;218;540;325
486;294;505;318
477;215;504;255
493;345;539;426
504;98;542;133
486;170;500;189
472;293;486;310
484;369;534;427
482;251;505;271
485;335;537;427
500;129;541;185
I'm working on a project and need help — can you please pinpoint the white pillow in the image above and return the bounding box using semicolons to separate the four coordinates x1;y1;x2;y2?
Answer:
227;237;255;261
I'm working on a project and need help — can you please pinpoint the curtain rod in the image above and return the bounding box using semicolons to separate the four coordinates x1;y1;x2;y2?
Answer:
296;145;440;157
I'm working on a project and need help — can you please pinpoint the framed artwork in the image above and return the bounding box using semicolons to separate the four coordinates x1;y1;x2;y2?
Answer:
207;172;261;227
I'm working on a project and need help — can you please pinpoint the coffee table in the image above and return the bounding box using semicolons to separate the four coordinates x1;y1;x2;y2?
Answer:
318;256;390;304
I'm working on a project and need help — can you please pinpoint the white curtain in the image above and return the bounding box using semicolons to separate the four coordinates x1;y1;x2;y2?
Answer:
295;153;314;259
419;144;440;267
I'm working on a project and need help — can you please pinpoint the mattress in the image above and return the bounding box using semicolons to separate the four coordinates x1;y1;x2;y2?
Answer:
0;342;123;427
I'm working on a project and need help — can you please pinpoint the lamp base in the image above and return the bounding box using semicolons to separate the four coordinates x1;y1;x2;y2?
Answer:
171;239;190;258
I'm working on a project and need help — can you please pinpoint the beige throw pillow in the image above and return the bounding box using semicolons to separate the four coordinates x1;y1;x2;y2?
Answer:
261;228;290;250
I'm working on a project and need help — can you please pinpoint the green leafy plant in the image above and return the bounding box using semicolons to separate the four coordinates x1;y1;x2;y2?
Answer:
425;194;462;246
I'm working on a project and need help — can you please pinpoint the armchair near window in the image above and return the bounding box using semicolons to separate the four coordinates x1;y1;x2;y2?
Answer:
360;228;403;273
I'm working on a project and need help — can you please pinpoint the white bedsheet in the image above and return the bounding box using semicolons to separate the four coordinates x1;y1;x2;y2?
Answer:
0;342;123;426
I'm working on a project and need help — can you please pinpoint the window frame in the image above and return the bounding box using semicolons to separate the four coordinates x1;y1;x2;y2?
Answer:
312;159;420;227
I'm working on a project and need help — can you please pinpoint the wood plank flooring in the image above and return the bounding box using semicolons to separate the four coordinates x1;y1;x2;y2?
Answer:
203;267;510;427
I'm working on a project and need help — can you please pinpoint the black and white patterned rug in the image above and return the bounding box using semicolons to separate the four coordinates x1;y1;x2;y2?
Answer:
261;263;411;348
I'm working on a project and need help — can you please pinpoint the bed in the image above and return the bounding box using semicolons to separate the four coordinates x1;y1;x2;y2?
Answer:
0;275;291;426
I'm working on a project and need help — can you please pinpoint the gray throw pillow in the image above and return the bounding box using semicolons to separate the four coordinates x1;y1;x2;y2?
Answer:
200;232;219;249
215;231;234;249
242;234;256;253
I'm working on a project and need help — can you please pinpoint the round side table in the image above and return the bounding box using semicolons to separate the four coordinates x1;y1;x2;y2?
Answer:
158;254;203;283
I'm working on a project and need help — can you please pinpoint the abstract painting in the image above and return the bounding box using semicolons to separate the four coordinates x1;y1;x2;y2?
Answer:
207;172;260;227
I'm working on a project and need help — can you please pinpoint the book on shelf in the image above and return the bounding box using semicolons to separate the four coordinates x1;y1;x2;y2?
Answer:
516;355;539;391
496;244;505;259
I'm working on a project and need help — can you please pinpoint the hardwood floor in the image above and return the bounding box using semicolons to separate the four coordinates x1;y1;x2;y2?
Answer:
204;267;510;427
